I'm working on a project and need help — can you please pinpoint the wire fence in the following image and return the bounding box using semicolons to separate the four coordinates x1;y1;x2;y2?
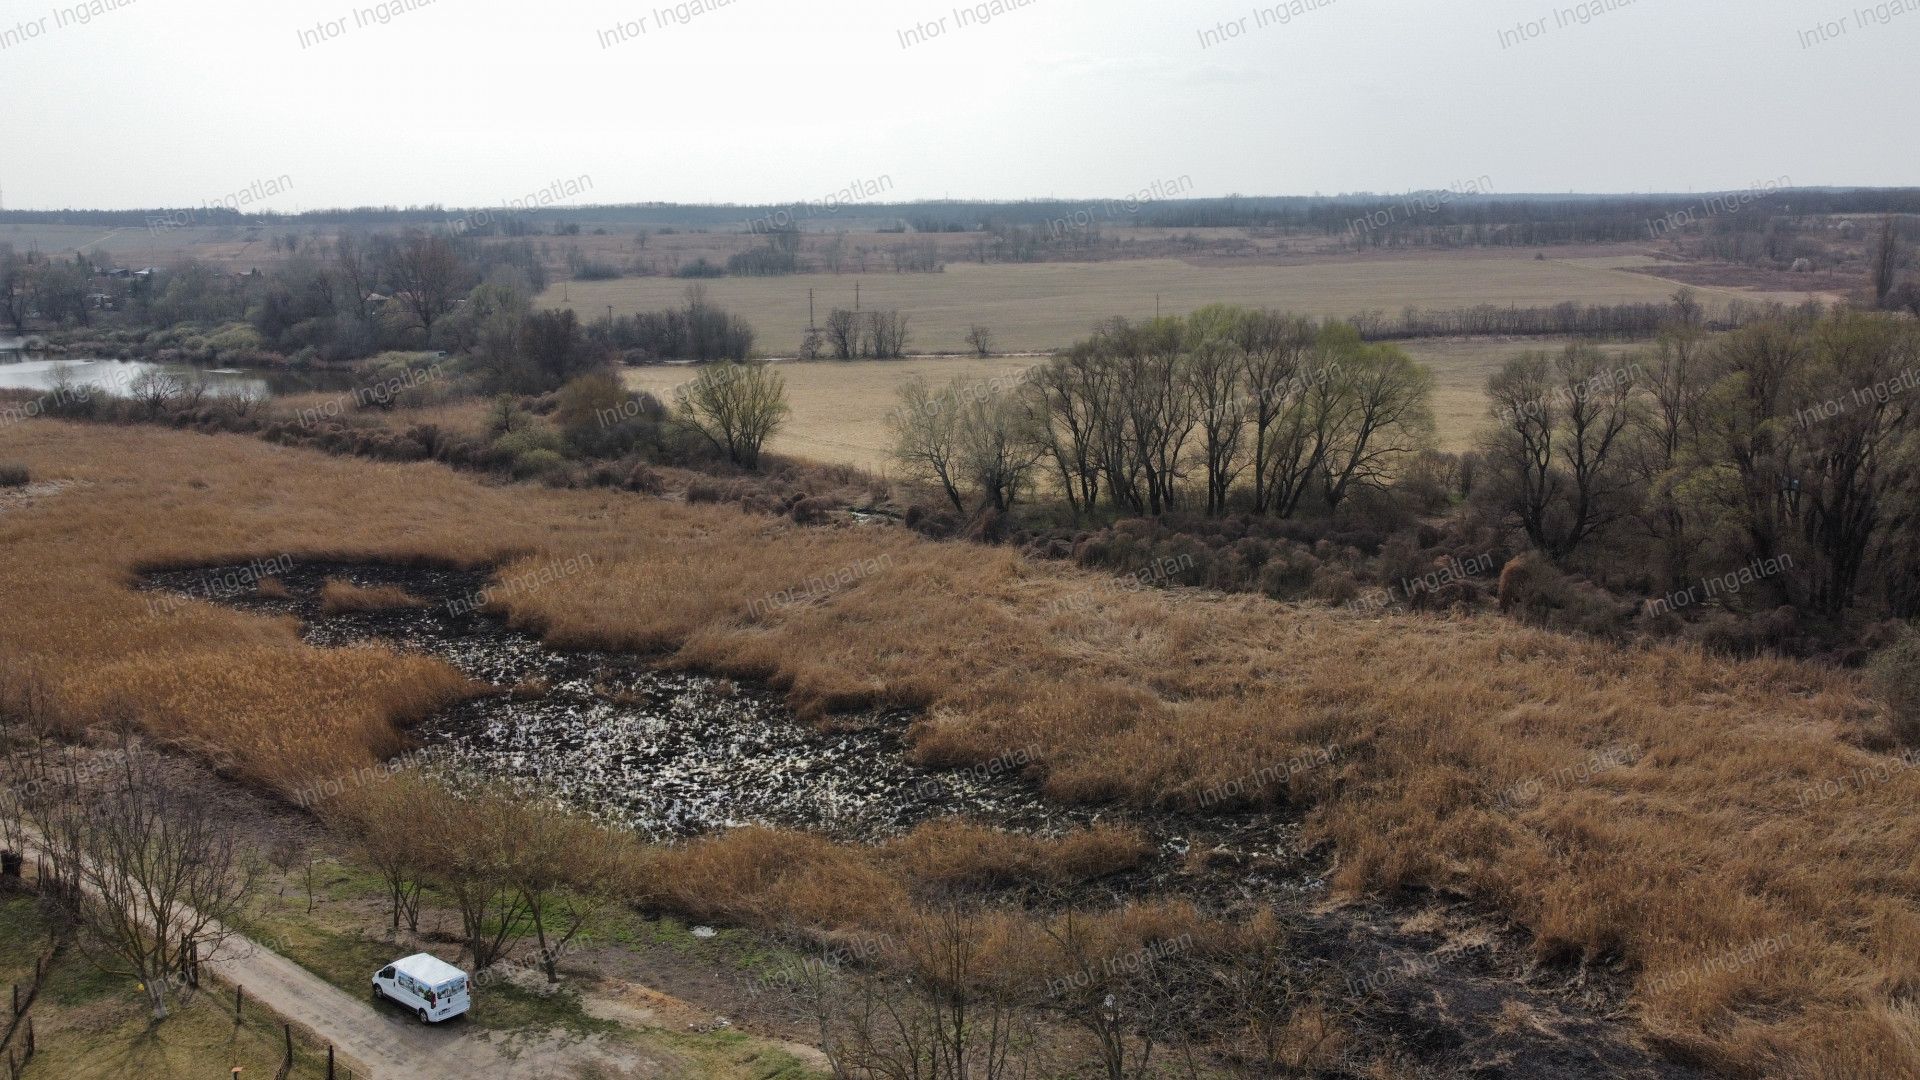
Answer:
203;971;370;1079
1;930;59;1078
7;866;368;1079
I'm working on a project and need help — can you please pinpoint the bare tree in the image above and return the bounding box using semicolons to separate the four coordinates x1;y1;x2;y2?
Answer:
1482;344;1639;559
1316;341;1435;512
1872;216;1902;308
1791;313;1918;610
1027;349;1107;518
1234;311;1318;515
127;368;186;418
1039;911;1167;1080
510;803;630;983
825;308;862;361
334;773;434;933
1263;328;1357;519
178;374;212;412
57;745;258;1019
421;790;531;972
821;905;1030;1080
965;325;995;358
223;384;267;421
1697;318;1809;599
891;376;968;513
385;230;463;344
1633;326;1710;590
0;248;32;332
1103;318;1196;516
680;361;790;469
868;310;911;359
957;388;1044;514
1182;328;1249;516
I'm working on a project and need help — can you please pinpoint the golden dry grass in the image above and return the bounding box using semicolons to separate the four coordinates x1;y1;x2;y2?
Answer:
0;420;1915;1075
549;255;1794;357
317;579;428;614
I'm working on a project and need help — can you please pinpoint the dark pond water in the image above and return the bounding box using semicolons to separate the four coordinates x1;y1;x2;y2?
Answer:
137;561;1314;883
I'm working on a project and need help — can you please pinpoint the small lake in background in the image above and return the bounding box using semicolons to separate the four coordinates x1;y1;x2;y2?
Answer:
0;341;358;399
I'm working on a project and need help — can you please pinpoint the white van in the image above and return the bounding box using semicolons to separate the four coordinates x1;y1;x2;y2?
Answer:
372;953;471;1024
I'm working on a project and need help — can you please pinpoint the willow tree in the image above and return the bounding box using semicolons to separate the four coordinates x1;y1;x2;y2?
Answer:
681;361;790;469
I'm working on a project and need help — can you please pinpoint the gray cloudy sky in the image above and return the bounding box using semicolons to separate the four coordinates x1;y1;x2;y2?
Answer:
0;0;1913;210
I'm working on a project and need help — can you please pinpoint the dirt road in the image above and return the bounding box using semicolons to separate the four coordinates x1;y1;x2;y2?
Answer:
202;927;664;1079
22;817;664;1080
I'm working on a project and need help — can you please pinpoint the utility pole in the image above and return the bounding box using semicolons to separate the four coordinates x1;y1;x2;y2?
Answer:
855;282;861;312
808;288;815;330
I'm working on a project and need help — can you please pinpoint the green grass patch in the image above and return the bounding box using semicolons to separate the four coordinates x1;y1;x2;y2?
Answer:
20;938;329;1080
654;1028;823;1080
463;978;620;1035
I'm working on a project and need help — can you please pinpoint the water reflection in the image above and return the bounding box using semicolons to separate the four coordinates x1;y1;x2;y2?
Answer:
0;351;356;399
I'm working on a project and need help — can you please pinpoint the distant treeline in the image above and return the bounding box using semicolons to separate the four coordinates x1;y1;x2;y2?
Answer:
8;189;1920;238
1146;189;1920;236
1349;297;1783;341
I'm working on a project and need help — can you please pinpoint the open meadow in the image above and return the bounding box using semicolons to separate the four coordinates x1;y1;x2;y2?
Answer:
625;354;1044;471
549;252;1819;356
2;420;1917;1075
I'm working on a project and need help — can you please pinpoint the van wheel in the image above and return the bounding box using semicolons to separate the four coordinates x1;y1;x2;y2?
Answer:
418;1008;431;1024
372;984;384;1001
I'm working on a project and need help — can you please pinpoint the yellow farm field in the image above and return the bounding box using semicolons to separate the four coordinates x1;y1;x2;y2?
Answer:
1402;336;1639;452
624;337;1635;469
552;255;1775;356
625;355;1042;472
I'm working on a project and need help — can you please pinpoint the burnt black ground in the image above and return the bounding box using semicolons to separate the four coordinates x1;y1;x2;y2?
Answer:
144;560;1709;1080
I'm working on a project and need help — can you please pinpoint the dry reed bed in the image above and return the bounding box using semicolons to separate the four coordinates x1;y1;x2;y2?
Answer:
0;421;1913;1075
316;579;428;614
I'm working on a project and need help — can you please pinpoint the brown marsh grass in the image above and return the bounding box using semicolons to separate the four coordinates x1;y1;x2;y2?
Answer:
317;579;428;614
0;420;1914;1075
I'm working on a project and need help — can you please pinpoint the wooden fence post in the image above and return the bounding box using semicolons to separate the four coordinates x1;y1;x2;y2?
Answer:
275;1021;294;1080
327;1043;336;1079
234;984;243;1023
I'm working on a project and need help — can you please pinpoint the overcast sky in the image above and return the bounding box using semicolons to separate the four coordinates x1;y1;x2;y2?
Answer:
0;0;1913;211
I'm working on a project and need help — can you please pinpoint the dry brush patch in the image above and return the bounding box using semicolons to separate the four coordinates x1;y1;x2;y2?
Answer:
316;578;429;614
0;420;1914;1074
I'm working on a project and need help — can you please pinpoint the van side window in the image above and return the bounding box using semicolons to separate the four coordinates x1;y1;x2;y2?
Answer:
379;968;394;979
